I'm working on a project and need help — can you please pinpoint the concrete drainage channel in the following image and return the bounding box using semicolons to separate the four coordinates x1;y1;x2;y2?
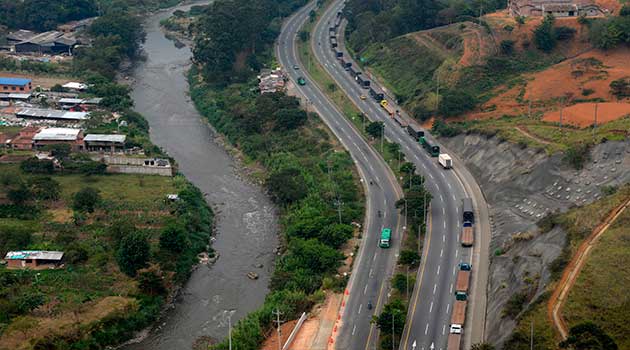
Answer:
440;134;630;347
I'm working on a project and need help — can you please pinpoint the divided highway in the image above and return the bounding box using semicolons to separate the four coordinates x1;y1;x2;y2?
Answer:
276;4;406;349
309;1;487;350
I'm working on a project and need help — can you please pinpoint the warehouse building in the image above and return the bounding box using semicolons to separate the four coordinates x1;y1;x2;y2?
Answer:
15;107;89;122
0;77;32;93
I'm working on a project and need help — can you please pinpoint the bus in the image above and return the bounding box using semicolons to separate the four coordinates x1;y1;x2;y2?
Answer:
379;228;392;248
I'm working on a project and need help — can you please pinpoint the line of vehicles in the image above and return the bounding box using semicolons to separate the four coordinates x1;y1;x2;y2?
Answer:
447;198;476;350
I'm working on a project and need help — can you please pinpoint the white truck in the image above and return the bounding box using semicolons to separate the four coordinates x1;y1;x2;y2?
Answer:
438;153;452;169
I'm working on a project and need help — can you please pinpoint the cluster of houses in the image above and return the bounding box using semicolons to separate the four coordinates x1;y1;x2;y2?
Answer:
1;17;96;55
1;126;125;153
258;68;287;94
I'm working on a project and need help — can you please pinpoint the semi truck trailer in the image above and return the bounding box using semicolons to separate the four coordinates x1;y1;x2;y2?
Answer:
438;153;452;169
455;269;470;300
461;222;473;247
447;334;462;350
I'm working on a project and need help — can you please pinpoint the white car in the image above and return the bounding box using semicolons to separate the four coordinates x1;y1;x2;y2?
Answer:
450;324;463;334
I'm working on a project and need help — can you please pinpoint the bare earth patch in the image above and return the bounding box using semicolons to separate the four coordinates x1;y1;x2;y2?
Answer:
543;102;630;128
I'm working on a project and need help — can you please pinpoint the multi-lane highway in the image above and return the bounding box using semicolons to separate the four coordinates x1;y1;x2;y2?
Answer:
310;3;471;349
278;1;490;349
277;4;407;349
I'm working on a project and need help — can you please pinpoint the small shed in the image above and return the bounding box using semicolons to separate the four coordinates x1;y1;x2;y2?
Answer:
4;250;64;269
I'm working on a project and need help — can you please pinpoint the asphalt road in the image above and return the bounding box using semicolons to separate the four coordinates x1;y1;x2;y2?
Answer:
309;2;480;350
276;4;406;350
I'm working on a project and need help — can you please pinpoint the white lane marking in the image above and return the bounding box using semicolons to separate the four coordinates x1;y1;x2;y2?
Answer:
440;194;444;202
437;265;441;275
364;284;368;295
425;323;429;335
429;301;434;313
446;303;450;314
433;284;437;294
453;266;457;275
450;283;454;294
440;172;445;178
455;250;459;257
440;248;443;257
443;221;446;229
452;194;456;202
447;182;452;189
442;235;445;242
429;173;434;179
352;324;356;335
442;207;445;216
442;324;446;335
358;304;362;314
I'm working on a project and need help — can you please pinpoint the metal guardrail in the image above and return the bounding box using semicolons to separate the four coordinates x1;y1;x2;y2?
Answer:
283;312;308;350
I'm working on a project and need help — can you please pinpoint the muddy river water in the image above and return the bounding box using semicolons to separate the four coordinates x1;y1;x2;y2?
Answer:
124;3;278;349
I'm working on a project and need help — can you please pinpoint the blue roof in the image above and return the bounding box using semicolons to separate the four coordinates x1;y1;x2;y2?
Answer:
0;77;32;86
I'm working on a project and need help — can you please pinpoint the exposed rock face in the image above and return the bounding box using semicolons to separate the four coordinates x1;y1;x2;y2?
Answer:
441;134;630;347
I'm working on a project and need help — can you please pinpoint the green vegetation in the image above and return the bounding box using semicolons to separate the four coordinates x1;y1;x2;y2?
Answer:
588;15;630;50
0;0;97;31
0;165;213;346
375;297;407;350
505;185;630;349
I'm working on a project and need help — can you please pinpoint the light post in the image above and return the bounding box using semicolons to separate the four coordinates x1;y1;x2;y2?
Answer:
224;309;236;350
381;122;385;153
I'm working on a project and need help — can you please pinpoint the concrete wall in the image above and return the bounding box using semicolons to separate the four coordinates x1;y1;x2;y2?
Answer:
107;164;173;176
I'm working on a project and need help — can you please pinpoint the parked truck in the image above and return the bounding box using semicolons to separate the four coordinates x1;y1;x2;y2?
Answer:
447;334;462;350
461;222;473;247
438;153;452;169
455;269;470;300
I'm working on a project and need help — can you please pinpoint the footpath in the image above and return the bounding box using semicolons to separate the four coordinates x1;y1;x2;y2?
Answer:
548;196;630;338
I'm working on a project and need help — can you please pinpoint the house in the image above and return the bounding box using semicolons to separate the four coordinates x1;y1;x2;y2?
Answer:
13;31;79;55
8;126;41;150
0;93;32;102
33;127;84;151
16;107;89;122
0;77;32;93
58;97;102;110
57;17;98;34
508;0;605;17
84;134;126;153
258;68;286;94
4;250;64;269
6;30;37;45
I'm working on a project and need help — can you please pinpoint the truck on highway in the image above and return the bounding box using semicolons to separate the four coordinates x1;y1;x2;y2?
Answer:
420;136;440;157
379;228;391;248
356;75;370;88
330;37;338;48
407;124;424;141
334;50;343;58
455;269;470;300
447;334;462;350
438;153;452;169
451;300;467;325
369;87;384;101
461;222;473;247
462;198;474;224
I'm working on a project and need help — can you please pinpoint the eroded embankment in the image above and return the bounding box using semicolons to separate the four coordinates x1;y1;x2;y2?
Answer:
440;134;630;347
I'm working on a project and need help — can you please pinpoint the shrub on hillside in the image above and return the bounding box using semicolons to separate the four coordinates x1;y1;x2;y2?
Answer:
72;187;101;213
555;26;576;40
563;143;591;170
534;15;557;52
500;39;515;55
116;232;150;276
609;77;630;98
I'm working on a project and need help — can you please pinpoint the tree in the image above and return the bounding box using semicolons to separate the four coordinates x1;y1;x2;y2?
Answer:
534;15;557;52
559;322;618;350
159;223;189;253
137;265;166;295
267;167;308;205
7;184;32;205
500;39;515;55
376;298;406;336
400;161;416;175
116;232;150;276
589;20;623;50
309;9;317;22
555;26;576;40
399;249;420;266
20;157;54;174
620;4;630;16
319;223;353;248
274;108;307;130
72;187;101;213
365;121;384;138
609;77;630;98
299;30;310;42
28;176;60;201
46;144;71;159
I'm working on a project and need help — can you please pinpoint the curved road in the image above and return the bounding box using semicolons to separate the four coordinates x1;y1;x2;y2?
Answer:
277;4;405;350
285;1;490;349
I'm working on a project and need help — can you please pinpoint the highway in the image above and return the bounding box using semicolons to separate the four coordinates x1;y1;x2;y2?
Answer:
276;3;406;349
309;1;485;350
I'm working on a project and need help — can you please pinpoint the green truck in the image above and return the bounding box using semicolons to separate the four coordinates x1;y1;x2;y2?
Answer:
297;76;306;85
419;136;440;157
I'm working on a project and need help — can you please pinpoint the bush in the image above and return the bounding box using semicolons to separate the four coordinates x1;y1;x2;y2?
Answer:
503;291;528;318
500;39;515;55
20;158;54;174
534;15;556;52
563;143;591;170
555;26;576;40
560;322;618;349
72;187;101;213
621;4;630;16
159;223;190;253
609;77;630;98
399;249;420;266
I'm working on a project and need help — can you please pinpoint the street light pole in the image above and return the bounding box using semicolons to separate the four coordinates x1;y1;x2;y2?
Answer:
381;122;384;153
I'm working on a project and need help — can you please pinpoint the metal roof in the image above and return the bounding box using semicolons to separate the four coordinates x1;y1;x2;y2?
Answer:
6;30;37;42
62;82;88;90
4;250;64;261
33;127;82;141
16;107;89;120
84;134;126;143
59;97;102;104
0;77;32;86
0;93;31;100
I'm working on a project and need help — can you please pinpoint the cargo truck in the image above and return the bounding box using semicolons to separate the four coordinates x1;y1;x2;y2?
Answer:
407;124;424;141
447;334;462;350
438;153;452;169
461;222;473;247
369;87;384;101
451;300;467;325
455;269;470;300
462;198;474;224
420;136;440;157
330;38;338;48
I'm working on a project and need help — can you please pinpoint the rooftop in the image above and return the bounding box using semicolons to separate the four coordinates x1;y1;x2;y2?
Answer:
84;134;126;143
62;82;88;90
33;127;82;141
16;107;89;120
0;77;32;86
4;250;64;261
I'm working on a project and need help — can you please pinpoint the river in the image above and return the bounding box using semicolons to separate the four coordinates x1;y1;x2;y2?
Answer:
124;3;278;349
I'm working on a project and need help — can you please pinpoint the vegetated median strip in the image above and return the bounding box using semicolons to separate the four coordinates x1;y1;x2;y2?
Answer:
548;195;630;339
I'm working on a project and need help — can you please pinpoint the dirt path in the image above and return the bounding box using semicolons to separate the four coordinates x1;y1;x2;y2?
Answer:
548;196;630;339
514;125;553;145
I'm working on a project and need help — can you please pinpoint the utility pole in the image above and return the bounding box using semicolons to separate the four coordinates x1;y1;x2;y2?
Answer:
392;311;395;350
381;122;385;153
404;198;408;230
406;265;410;299
530;319;534;350
435;73;440;114
273;309;284;350
335;198;343;224
228;312;233;350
